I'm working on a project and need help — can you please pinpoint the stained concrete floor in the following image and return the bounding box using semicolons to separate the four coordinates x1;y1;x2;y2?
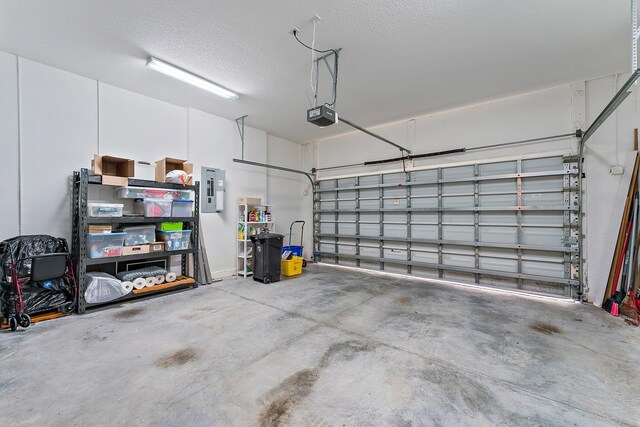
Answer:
1;265;639;426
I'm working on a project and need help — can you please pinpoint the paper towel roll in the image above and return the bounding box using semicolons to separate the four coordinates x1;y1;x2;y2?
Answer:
133;278;146;290
145;277;156;287
165;272;177;283
122;281;134;293
154;275;166;285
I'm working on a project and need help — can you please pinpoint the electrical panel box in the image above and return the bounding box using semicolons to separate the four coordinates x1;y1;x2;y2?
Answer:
202;167;225;213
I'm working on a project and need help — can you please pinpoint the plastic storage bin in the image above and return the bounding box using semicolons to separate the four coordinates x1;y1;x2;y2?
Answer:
86;232;126;259
172;200;194;217
281;256;303;277
158;222;183;232
134;198;172;217
87;203;123;218
121;225;156;246
116;186;192;200
157;230;192;251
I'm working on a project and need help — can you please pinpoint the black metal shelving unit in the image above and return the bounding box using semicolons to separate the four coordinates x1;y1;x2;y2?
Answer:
73;168;200;314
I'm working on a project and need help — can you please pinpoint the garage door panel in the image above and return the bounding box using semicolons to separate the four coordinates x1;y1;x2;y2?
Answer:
522;176;563;192
360;223;380;236
338;222;356;235
384;224;407;238
442;212;473;224
315;154;579;296
442;182;474;195
522;192;563;206
383;187;406;199
411;225;438;239
521;211;563;225
479;212;517;225
385;213;407;223
360;212;380;223
338;199;357;209
479;178;517;193
411;197;438;208
359;246;380;258
521;227;563;246
522;156;562;172
479;161;516;175
442;225;474;240
359;176;379;186
443;165;474;179
384;198;407;208
522;260;565;278
443;195;474;208
479;194;517;207
337;177;357;187
410;185;438;197
442;245;475;256
442;253;475;268
479;256;518;273
360;188;378;198
479;226;517;244
411;169;438;181
384;248;408;260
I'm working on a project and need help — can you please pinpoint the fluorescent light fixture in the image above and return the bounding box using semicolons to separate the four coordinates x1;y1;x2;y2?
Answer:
146;56;238;99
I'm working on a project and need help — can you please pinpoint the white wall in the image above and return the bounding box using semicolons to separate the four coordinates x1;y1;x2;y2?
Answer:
266;135;309;258
19;57;98;242
188;108;268;277
0;52;19;239
307;76;639;304
0;52;303;279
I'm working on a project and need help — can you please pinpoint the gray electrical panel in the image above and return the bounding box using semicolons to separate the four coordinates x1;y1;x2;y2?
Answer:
201;167;225;212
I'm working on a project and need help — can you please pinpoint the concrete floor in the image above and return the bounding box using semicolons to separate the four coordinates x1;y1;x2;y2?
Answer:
1;265;639;426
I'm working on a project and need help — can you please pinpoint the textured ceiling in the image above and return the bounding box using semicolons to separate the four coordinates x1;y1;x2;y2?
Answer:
0;1;631;143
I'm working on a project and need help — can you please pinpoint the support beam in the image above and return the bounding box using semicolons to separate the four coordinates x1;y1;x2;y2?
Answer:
582;69;640;144
232;158;315;186
235;115;248;160
339;117;412;153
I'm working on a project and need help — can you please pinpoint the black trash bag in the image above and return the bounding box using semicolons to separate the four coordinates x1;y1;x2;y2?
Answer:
0;235;68;279
30;276;73;292
0;281;72;316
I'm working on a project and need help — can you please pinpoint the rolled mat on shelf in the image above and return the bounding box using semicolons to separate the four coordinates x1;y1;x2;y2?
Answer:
133;278;146;290
145;277;156;288
122;281;134;293
165;272;177;283
155;275;165;285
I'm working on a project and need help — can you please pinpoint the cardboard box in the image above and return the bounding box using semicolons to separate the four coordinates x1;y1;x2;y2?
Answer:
92;155;134;187
237;197;262;205
148;242;165;253
134;160;156;181
155;157;193;183
121;245;150;256
92;155;134;177
88;225;113;234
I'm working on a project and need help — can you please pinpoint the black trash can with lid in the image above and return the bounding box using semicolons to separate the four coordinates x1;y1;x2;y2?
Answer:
250;233;284;284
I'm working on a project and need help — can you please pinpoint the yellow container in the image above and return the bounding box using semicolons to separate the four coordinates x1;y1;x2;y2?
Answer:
281;256;303;277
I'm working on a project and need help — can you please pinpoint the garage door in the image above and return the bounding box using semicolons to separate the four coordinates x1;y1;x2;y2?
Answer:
314;154;580;297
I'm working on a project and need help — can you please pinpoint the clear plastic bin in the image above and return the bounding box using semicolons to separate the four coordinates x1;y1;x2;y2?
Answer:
121;225;156;246
134;198;172;217
87;202;123;218
157;230;192;251
172;200;194;217
116;186;193;200
86;232;126;259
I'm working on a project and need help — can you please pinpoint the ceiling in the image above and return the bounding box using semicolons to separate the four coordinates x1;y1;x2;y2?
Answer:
0;1;631;143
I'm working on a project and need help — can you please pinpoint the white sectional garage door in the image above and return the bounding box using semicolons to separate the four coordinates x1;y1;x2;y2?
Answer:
314;154;580;297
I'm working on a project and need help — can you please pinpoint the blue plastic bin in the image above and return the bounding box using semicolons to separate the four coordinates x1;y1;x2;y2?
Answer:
282;245;303;257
